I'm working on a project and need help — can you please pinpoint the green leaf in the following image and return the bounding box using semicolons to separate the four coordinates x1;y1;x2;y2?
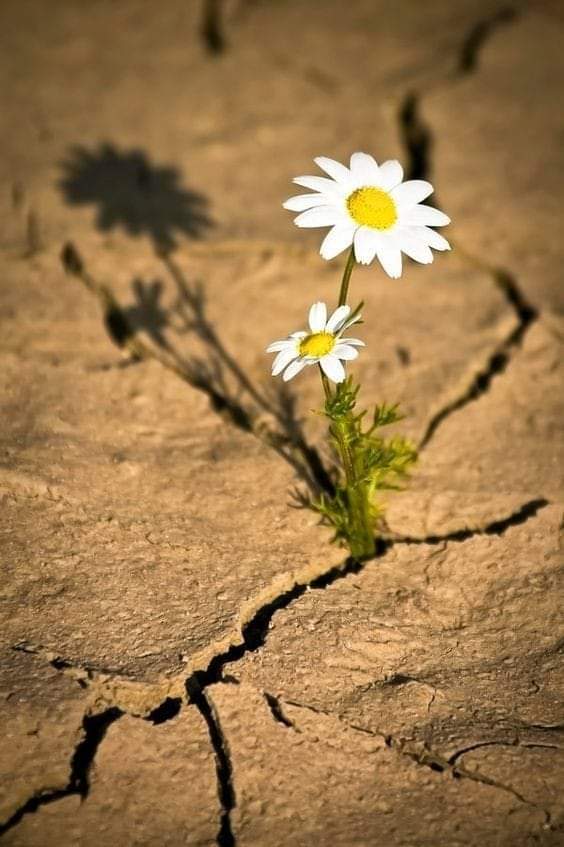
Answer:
303;376;417;557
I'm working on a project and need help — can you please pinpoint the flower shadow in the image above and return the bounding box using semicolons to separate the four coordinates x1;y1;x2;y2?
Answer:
125;279;171;351
61;242;333;498
58;143;213;252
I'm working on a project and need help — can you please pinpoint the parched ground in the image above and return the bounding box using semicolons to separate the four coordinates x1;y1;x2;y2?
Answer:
0;1;563;845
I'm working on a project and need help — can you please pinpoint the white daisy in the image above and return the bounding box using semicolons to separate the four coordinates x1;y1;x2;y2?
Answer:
266;301;364;384
283;152;451;278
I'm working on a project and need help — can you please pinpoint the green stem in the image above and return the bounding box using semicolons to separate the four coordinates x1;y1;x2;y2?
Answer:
319;373;353;490
320;368;332;401
345;436;376;559
320;248;375;559
340;247;374;557
338;246;356;307
331;412;375;560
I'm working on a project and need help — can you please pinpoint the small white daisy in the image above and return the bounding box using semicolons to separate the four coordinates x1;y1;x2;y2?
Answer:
266;301;364;383
283;152;451;278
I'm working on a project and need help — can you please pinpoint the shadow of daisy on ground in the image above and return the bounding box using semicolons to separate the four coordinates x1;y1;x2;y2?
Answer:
58;143;213;252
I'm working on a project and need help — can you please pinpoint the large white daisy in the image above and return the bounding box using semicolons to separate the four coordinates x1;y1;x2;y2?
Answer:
266;302;364;383
283;152;451;278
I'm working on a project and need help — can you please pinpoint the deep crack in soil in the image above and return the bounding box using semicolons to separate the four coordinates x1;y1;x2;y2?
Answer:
263;692;296;730
418;265;538;449
398;92;432;182
186;678;236;847
0;708;123;837
397;70;537;454
201;0;227;55
457;5;520;75
386;497;549;544
3;494;551;844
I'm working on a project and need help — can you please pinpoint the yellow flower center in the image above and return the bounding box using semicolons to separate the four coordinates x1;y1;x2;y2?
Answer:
346;187;397;230
299;332;335;358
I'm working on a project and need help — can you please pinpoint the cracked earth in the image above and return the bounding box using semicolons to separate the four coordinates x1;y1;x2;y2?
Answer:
1;1;563;845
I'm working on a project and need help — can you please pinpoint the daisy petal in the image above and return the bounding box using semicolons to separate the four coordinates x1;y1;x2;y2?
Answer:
391;180;433;207
320;354;346;383
333;344;359;361
283;193;332;212
293;175;344;195
320;223;355;260
314;156;352;185
340;312;363;331
395;233;434;264
294;207;345;228
266;339;293;353
376;242;403;278
272;347;299;376
326;304;351;333
289;331;307;338
353;227;379;265
408;226;451;251
282;358;307;382
377;160;404;190
308;301;327;333
338;337;365;347
349;152;380;184
403;205;450;227
407;244;434;264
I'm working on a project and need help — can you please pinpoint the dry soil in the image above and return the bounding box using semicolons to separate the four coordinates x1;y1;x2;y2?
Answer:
1;1;563;846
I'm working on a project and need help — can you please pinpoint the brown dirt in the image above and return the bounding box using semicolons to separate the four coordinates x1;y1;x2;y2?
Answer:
0;1;563;845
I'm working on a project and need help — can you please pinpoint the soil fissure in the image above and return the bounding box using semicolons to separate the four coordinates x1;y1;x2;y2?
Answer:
0;708;122;838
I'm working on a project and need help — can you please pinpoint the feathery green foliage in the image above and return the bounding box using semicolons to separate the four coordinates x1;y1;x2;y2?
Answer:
311;377;417;559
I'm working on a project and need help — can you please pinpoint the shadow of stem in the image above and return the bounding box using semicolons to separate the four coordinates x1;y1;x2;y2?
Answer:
61;242;334;500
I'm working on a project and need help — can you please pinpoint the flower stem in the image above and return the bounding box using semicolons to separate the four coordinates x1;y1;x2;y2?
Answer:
319;248;376;560
331;408;376;560
338;246;356;307
320;368;332;401
326;386;376;561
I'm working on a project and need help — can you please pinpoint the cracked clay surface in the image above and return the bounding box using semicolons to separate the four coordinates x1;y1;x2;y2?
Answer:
1;1;563;845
